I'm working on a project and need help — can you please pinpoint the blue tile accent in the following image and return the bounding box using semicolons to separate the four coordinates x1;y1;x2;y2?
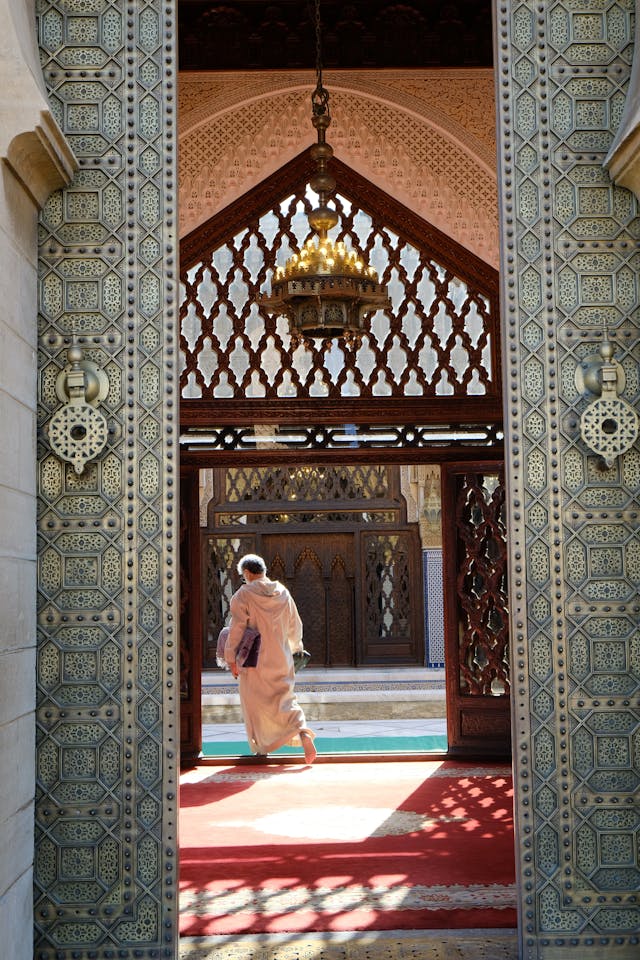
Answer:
423;548;445;668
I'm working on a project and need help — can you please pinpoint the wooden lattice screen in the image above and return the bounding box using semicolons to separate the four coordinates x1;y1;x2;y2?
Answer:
180;153;501;443
442;462;511;756
199;464;423;670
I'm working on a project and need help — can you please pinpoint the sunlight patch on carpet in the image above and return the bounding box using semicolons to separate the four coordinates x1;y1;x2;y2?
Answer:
181;882;517;917
179;761;516;935
239;806;466;840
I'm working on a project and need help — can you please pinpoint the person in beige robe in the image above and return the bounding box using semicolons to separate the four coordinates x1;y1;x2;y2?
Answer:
224;554;317;763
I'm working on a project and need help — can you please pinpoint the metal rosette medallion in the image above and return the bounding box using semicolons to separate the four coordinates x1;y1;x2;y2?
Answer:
579;396;639;468
48;402;109;474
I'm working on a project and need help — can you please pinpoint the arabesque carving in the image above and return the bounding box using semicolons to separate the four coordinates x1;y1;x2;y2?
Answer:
178;71;499;265
35;0;178;956
497;0;640;955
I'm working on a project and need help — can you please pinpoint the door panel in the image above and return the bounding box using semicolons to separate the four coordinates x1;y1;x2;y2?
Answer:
180;469;202;756
360;530;422;663
442;462;511;757
327;558;354;666
263;534;355;667
198;464;424;668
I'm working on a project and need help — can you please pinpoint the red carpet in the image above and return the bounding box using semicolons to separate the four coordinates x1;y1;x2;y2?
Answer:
179;760;516;936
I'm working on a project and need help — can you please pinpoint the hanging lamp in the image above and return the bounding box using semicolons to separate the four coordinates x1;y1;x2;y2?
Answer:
259;0;391;343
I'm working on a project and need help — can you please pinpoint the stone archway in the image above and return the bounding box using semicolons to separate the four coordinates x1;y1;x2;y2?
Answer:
23;2;640;959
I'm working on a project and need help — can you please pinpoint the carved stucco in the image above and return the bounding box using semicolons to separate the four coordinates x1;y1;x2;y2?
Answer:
199;467;213;527
402;464;443;549
178;70;499;266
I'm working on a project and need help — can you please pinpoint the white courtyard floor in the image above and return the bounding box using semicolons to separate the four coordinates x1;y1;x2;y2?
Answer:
201;667;448;752
203;716;447;744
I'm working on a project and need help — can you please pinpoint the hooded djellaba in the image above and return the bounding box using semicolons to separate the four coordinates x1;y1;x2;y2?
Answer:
224;554;317;763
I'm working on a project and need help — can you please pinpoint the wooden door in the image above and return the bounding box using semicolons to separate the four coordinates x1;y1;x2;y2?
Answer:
263;534;355;667
180;468;202;756
197;461;426;671
360;528;423;663
442;462;511;757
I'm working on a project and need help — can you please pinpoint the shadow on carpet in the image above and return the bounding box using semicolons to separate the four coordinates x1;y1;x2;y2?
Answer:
179;760;516;936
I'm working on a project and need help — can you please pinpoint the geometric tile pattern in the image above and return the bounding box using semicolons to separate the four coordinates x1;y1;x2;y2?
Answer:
35;1;178;956
496;0;640;955
423;548;445;667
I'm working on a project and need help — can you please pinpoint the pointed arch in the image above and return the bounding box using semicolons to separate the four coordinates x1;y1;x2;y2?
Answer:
180;151;502;454
178;70;498;264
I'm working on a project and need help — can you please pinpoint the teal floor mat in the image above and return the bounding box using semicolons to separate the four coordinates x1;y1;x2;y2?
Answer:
200;734;448;758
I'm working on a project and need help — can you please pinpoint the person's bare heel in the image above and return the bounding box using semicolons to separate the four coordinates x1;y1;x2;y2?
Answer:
301;732;317;764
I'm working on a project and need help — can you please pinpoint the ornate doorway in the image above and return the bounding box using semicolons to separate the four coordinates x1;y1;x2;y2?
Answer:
200;463;424;670
178;155;507;758
264;532;356;667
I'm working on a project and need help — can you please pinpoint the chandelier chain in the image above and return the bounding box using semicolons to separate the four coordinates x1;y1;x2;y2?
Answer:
258;0;390;341
311;0;330;118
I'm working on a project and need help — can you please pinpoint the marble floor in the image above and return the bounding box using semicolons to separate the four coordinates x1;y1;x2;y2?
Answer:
202;667;448;751
203;716;447;744
180;930;518;960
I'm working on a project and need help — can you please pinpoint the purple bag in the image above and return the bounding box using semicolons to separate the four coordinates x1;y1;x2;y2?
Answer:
216;626;261;669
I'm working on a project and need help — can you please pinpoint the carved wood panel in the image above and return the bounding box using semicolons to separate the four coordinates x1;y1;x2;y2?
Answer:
263;534;355;668
199;464;423;668
179;1;494;71
180;470;202;755
442;462;510;757
360;530;422;663
180;154;501;410
327;556;354;666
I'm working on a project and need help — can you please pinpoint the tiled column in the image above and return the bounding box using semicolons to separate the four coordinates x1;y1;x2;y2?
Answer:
0;2;74;958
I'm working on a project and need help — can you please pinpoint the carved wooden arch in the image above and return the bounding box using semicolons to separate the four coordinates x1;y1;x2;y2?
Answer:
181;150;497;287
180;149;502;443
294;545;323;575
269;552;286;582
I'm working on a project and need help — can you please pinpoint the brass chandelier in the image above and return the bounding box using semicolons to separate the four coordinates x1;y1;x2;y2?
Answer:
259;0;391;343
